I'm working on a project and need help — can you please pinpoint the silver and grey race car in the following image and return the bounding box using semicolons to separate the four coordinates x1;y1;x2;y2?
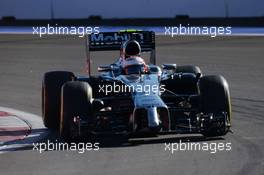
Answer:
42;30;231;141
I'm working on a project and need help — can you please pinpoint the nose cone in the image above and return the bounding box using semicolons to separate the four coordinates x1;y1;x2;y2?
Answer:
147;107;160;128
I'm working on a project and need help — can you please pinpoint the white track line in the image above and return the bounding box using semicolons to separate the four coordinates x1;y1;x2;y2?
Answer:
0;106;49;154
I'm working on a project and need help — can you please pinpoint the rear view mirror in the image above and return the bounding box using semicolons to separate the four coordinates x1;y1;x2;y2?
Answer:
97;65;113;72
162;64;177;75
162;64;177;71
148;65;162;75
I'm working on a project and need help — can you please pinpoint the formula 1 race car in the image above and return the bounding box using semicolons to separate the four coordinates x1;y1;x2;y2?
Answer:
42;30;231;141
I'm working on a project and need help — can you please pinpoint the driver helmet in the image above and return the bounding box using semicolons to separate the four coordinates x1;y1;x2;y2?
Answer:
122;56;148;75
123;40;141;57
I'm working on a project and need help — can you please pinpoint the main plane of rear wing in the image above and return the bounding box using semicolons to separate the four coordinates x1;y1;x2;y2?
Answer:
85;30;156;75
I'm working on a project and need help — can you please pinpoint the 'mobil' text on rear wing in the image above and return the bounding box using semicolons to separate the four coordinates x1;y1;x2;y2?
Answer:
85;31;156;75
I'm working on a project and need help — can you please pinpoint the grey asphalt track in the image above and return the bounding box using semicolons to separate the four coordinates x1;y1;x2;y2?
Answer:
0;34;263;175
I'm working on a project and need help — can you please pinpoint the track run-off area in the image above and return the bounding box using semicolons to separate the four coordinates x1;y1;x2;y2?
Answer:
0;34;263;175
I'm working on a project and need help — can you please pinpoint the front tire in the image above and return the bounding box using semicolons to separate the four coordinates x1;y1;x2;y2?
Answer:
198;75;231;137
42;71;75;129
60;81;93;141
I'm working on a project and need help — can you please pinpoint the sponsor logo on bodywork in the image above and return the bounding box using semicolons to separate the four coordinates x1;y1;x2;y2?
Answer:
90;33;144;44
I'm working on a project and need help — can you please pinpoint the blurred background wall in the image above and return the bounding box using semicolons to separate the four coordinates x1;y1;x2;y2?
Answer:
0;0;263;19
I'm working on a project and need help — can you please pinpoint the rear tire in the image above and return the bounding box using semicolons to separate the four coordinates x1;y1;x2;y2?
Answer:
176;65;201;75
162;65;201;94
42;71;75;129
198;75;231;137
60;81;93;141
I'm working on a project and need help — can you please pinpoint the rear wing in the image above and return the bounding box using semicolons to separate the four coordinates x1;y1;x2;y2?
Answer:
85;30;156;75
